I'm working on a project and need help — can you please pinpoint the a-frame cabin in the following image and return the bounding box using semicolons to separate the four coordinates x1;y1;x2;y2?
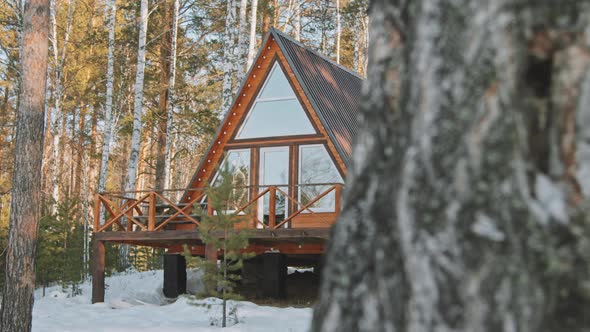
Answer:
91;29;363;302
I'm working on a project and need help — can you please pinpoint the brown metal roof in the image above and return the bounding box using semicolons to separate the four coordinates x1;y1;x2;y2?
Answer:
272;29;364;165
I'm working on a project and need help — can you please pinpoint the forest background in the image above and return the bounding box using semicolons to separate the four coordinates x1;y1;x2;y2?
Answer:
0;0;368;292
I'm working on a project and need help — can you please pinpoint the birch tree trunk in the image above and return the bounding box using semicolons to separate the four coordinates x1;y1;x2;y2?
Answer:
221;0;238;117
163;0;179;190
246;0;258;68
122;0;149;268
353;3;368;76
125;0;148;194
293;0;300;41
334;0;340;64
98;0;116;208
0;0;49;331
313;1;590;331
49;0;73;209
236;0;248;84
49;0;60;209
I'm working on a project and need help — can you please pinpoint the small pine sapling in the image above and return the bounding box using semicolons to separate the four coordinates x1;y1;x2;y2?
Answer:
194;162;253;327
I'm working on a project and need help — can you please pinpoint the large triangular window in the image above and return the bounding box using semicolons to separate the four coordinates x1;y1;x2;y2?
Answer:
236;62;316;139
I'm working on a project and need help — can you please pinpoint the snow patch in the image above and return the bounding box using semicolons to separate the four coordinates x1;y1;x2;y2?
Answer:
33;269;312;332
472;213;505;242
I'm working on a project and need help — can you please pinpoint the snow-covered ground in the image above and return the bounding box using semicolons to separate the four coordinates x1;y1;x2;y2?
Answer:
32;269;312;332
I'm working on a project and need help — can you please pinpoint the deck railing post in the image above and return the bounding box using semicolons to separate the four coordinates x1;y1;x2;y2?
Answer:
335;184;343;215
91;239;105;303
269;186;276;228
148;192;156;231
126;199;133;231
94;195;101;232
207;196;214;217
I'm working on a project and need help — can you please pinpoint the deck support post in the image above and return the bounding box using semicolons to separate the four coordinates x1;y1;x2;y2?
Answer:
205;244;218;262
241;257;260;286
163;254;187;298
257;252;287;299
91;239;105;303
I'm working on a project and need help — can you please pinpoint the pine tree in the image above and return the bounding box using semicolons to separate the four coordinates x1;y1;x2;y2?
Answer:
0;1;50;330
196;163;253;328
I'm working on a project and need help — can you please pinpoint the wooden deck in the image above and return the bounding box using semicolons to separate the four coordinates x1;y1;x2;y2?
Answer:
91;184;341;303
93;183;342;237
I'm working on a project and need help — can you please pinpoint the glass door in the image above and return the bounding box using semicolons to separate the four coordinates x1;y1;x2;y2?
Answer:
258;147;289;228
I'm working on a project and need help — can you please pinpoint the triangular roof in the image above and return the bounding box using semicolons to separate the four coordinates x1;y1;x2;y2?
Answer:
182;29;363;201
273;30;363;163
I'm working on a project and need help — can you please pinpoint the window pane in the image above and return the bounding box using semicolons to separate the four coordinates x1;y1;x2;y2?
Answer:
258;63;295;100
236;99;315;139
299;145;342;211
213;150;250;211
259;147;289;226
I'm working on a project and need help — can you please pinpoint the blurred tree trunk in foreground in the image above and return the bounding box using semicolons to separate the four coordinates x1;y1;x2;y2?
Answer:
313;1;590;331
0;1;49;331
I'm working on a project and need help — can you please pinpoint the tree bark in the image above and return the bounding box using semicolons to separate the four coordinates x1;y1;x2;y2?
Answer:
221;0;238;117
155;0;173;192
334;0;340;64
0;0;49;331
293;0;300;41
98;0;116;205
246;0;258;68
49;0;73;210
313;1;590;331
125;0;149;194
122;0;149;269
163;0;180;190
236;0;248;84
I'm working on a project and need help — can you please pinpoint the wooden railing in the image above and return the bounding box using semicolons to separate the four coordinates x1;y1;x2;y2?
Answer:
93;183;343;233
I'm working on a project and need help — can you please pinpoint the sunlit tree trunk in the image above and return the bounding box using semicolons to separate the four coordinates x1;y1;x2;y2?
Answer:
221;0;238;117
353;2;368;76
123;0;149;268
313;1;590;331
0;0;49;331
246;0;258;68
98;0;116;217
261;0;270;35
125;0;148;194
49;0;74;210
293;0;300;41
236;0;248;84
163;0;180;190
334;0;340;64
155;0;173;192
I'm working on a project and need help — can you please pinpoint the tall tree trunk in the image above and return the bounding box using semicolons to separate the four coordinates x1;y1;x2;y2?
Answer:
334;0;340;64
0;1;49;331
48;0;60;209
163;0;180;190
123;0;149;268
353;3;368;76
49;0;73;210
73;105;85;198
293;0;300;41
313;1;590;331
262;0;271;36
98;0;116;199
246;0;258;68
220;0;237;117
125;0;149;194
236;0;248;84
155;0;173;192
